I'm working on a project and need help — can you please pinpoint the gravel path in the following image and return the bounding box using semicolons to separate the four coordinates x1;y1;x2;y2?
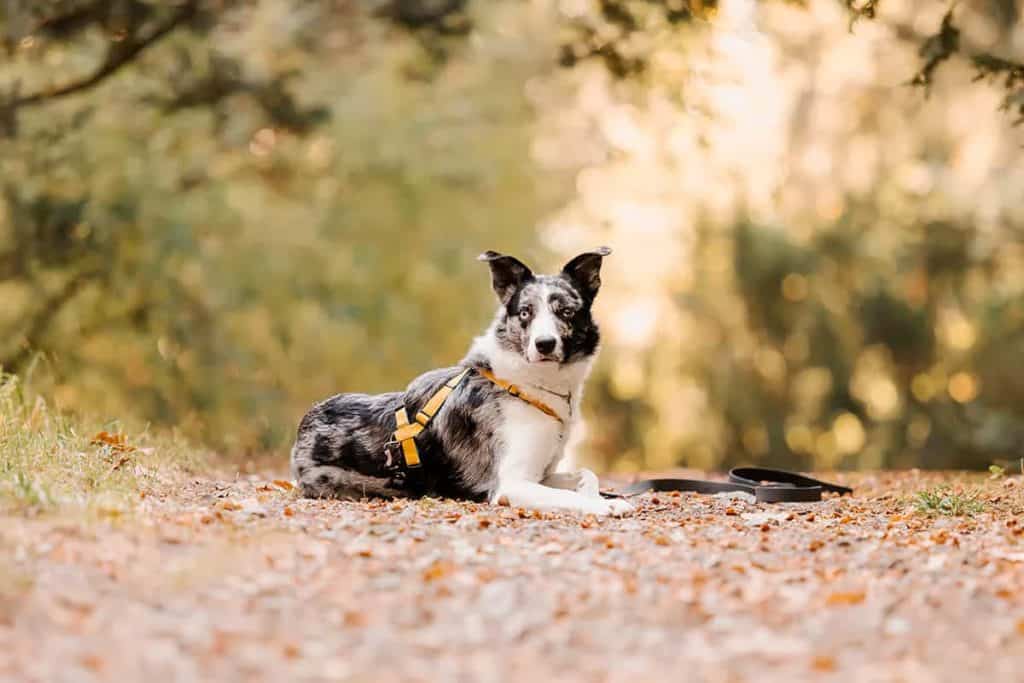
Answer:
2;471;1024;683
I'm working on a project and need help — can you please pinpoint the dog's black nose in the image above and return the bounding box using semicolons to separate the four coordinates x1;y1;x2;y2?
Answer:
534;336;557;355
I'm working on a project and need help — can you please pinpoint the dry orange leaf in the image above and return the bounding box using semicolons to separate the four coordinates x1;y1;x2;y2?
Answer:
477;567;499;583
272;479;295;491
422;560;455;582
79;654;105;673
90;431;135;453
343;611;368;628
826;591;866;606
811;655;837;672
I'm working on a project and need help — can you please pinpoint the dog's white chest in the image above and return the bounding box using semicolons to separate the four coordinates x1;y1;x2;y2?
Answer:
495;399;569;483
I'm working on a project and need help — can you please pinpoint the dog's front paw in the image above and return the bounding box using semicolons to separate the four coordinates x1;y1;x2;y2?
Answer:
574;469;601;498
596;497;635;517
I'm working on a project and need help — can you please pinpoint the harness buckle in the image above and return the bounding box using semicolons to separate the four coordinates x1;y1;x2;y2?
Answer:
384;439;420;486
385;368;472;493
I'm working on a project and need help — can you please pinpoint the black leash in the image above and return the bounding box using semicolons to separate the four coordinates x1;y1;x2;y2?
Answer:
603;467;852;504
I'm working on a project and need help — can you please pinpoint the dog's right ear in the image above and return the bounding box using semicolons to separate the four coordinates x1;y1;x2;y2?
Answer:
478;251;534;304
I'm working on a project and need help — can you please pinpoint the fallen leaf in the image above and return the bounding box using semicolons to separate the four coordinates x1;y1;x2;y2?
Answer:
344;611;368;627
79;654;105;672
90;431;135;453
811;655;837;672
826;591;866;606
422;560;455;582
273;479;295;491
106;456;132;477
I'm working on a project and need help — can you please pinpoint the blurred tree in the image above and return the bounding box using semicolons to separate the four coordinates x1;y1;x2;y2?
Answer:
0;0;560;449
549;0;1024;124
533;0;1024;472
2;0;1023;471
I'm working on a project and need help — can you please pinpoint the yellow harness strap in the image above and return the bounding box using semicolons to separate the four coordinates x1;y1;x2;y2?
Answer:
476;367;565;425
392;368;471;469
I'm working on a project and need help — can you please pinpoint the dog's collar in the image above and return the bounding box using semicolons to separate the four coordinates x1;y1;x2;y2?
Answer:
475;367;566;425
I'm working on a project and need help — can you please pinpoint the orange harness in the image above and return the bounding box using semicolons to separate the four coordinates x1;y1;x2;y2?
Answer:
390;367;565;475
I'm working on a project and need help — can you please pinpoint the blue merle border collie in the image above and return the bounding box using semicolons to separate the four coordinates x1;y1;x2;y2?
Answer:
290;247;633;517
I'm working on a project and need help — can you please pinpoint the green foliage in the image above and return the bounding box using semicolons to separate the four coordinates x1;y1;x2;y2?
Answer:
913;485;985;517
2;0;1024;474
0;0;560;450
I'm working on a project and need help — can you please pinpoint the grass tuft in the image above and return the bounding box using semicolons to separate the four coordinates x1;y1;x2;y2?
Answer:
0;372;204;515
913;485;985;517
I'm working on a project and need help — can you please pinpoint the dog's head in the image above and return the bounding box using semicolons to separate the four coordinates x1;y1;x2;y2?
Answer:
478;247;611;365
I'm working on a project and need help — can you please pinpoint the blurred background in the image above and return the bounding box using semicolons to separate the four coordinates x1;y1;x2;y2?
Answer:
2;0;1023;473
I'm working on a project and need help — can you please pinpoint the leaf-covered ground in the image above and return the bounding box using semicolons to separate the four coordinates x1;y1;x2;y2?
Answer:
3;470;1024;682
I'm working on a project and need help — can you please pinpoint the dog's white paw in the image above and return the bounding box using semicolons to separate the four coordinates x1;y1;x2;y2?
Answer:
575;469;601;498
595;497;634;517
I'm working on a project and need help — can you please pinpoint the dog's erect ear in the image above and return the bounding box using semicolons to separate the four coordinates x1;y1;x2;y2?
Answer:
478;251;534;304
561;246;611;302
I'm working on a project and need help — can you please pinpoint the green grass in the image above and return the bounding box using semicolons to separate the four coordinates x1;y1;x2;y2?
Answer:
913;485;986;517
0;372;204;515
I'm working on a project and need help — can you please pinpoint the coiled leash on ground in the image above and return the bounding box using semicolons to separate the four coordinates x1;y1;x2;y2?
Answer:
602;467;853;503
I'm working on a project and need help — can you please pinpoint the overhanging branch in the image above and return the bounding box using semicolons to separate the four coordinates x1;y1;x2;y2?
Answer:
9;1;198;109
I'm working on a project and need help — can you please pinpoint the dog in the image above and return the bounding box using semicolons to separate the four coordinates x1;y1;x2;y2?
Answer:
290;247;633;517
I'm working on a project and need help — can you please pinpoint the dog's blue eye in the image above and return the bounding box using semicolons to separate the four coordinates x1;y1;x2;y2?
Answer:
560;309;575;320
518;308;532;321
